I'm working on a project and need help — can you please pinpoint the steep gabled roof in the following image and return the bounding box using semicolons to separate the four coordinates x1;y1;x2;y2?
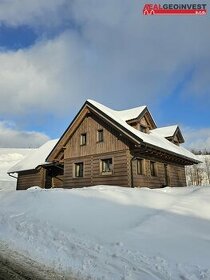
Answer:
87;100;198;162
152;125;185;143
8;139;58;173
47;99;200;164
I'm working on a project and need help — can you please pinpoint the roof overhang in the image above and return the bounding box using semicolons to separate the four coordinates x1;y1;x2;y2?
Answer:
138;142;201;165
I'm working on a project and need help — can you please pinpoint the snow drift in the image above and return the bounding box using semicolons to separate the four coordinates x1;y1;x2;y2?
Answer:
1;185;210;279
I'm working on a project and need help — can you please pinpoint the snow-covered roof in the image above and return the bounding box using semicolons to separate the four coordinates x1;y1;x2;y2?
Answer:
87;100;199;163
115;105;146;121
8;139;58;173
151;125;178;138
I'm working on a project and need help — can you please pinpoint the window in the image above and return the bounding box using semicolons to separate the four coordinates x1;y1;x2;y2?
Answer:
140;125;147;133
173;140;179;146
101;158;112;174
97;129;104;142
80;133;87;145
137;159;144;175
164;164;169;186
74;162;84;177
150;161;157;176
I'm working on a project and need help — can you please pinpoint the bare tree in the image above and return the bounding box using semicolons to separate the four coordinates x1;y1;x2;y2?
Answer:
186;155;210;186
185;164;204;186
204;157;210;185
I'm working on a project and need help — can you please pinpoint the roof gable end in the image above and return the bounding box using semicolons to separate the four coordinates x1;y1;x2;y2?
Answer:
152;125;184;143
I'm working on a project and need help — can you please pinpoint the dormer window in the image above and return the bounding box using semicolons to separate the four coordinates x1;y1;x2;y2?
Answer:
173;140;179;146
140;125;147;133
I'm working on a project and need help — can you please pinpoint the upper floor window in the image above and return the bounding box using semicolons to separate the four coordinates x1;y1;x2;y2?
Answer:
74;162;84;177
80;133;87;146
137;159;144;175
173;140;179;146
97;129;104;142
140;125;147;133
150;161;157;176
101;158;112;174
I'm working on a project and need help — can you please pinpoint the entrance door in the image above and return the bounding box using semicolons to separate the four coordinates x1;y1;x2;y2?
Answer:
45;169;52;189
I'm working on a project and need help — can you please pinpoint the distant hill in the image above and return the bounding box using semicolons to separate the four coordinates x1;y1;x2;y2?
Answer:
0;148;34;191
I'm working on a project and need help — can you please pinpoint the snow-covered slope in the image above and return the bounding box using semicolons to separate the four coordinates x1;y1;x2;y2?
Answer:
0;148;33;190
0;185;210;279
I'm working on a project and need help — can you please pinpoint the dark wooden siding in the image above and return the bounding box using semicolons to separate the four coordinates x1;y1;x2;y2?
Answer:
17;168;64;190
52;175;64;188
64;150;129;188
17;168;45;190
63;112;187;188
130;154;186;188
64;114;129;159
63;113;131;188
169;165;186;187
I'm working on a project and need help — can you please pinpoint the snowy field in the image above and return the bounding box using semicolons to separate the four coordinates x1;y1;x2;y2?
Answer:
1;185;210;280
0;148;32;190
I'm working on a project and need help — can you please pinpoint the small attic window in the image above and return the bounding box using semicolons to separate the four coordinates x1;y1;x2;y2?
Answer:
80;133;87;146
140;125;147;133
97;129;104;142
173;140;179;146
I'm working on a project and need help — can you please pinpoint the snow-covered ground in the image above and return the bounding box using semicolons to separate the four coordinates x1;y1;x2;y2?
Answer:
0;148;33;190
1;148;210;279
1;185;210;279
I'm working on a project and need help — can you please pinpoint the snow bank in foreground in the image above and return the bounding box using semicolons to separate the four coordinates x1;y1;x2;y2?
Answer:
1;185;210;280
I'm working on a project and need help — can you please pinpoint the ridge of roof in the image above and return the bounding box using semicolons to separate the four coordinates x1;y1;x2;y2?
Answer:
87;99;146;121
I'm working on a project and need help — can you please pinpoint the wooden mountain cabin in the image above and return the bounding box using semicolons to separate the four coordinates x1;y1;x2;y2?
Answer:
8;99;200;190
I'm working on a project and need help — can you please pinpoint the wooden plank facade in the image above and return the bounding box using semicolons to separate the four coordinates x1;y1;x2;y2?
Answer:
130;158;186;188
12;100;198;190
17;168;45;190
63;113;130;188
16;166;64;190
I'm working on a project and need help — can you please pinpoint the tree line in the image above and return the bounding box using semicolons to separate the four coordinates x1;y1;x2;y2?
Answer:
186;155;210;186
190;149;210;155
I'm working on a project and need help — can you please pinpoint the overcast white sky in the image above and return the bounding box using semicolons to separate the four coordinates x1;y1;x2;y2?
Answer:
0;0;209;150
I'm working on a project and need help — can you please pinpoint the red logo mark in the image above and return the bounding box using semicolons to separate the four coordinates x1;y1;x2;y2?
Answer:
143;3;207;15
